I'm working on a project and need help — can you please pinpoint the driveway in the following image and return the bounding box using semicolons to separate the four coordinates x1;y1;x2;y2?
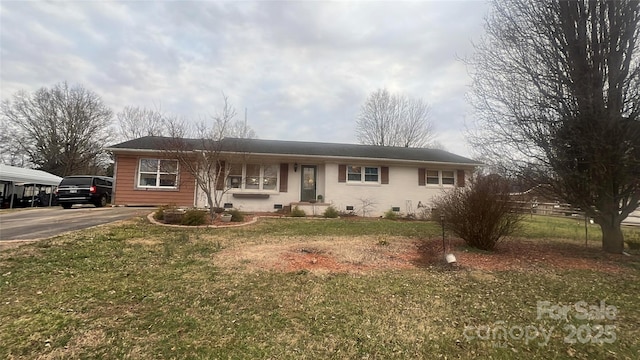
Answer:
623;208;640;227
0;206;152;242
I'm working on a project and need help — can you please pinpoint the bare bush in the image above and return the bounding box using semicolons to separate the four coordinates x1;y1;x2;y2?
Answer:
433;174;522;251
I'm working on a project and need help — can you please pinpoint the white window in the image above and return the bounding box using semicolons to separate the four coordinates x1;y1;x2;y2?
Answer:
442;170;455;185
425;170;455;186
245;164;261;189
347;166;380;184
347;166;362;181
263;164;278;190
426;170;440;185
227;164;243;188
138;159;178;188
227;164;278;191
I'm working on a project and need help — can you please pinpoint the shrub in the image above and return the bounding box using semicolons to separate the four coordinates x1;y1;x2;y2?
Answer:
429;207;442;222
162;206;184;224
155;204;178;221
625;230;640;250
402;213;417;221
433;174;523;251
226;208;245;222
323;205;339;218
384;208;398;220
339;210;357;217
417;207;431;220
154;206;165;221
290;206;306;217
627;239;640;250
181;209;208;226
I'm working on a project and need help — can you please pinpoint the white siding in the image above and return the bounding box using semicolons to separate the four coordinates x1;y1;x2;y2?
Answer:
196;164;303;213
199;161;472;217
326;163;462;217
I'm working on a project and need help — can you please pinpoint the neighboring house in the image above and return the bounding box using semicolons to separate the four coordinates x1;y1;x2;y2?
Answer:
107;136;482;217
510;183;560;203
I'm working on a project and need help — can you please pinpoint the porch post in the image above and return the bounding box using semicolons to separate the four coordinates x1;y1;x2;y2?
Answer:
9;182;15;209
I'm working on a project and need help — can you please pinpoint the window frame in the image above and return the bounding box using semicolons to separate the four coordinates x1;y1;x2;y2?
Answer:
346;165;381;184
426;170;440;185
226;163;279;192
227;163;244;189
424;169;456;187
347;165;362;182
441;170;455;185
137;158;179;189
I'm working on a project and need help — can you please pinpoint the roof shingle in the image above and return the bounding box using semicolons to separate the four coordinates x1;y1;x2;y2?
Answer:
108;136;481;165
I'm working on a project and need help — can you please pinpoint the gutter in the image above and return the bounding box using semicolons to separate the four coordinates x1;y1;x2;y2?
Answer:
106;147;483;167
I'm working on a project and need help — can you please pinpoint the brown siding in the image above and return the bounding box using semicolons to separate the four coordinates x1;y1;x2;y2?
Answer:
338;164;346;182
113;154;195;207
418;168;426;186
279;163;288;192
457;169;466;187
381;166;389;184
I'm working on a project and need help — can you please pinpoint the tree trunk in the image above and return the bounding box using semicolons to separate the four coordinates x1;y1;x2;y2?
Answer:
599;219;625;254
206;191;217;219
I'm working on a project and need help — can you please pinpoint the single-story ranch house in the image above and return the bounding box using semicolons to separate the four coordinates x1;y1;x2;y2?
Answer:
107;136;482;217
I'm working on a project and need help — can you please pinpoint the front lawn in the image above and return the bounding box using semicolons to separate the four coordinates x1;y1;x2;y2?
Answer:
1;216;638;359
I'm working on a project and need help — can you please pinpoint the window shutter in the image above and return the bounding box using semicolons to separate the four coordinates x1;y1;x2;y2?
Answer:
279;163;289;192
381;166;389;184
215;161;226;190
457;169;466;187
418;168;426;186
338;164;346;182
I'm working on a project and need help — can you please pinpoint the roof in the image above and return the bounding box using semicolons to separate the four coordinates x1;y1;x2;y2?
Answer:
107;136;482;166
0;164;63;186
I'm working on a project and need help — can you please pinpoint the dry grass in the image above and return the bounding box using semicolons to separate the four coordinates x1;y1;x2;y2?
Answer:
213;236;418;273
1;216;639;359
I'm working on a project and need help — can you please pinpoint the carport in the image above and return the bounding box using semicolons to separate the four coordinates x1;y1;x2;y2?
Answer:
0;164;62;209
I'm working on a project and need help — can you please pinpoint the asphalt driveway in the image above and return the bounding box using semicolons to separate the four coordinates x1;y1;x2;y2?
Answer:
0;206;152;242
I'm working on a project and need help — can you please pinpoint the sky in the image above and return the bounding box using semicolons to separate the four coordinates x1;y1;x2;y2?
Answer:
0;0;490;158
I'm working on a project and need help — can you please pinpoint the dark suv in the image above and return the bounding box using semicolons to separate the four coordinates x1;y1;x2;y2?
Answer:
56;176;113;209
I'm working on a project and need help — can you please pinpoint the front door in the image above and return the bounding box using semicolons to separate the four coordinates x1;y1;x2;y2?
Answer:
300;165;317;202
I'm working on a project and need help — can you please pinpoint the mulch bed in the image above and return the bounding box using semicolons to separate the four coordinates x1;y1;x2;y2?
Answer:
156;213;638;274
157;212;282;227
216;235;637;274
414;237;635;273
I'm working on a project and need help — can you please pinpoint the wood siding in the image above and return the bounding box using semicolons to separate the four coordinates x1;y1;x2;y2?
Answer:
457;169;466;187
279;163;288;192
381;166;389;184
338;165;346;182
113;154;195;207
418;168;426;186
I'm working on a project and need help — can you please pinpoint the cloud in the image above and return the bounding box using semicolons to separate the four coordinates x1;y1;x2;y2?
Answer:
0;0;489;157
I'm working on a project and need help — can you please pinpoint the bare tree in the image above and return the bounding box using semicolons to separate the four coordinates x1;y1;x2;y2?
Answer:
162;94;255;217
226;118;257;139
0;117;28;166
115;106;166;141
467;0;640;253
356;88;435;148
1;82;113;176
